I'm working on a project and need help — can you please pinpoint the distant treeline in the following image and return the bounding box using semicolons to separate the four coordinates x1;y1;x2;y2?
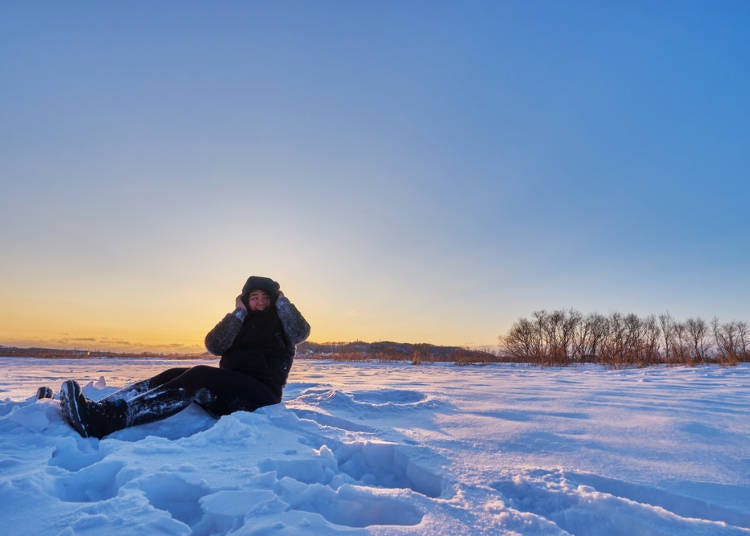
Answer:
501;310;749;366
0;347;212;360
296;341;499;365
1;342;501;365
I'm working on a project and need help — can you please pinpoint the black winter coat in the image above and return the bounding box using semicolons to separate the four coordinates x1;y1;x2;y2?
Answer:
220;309;292;389
205;295;310;392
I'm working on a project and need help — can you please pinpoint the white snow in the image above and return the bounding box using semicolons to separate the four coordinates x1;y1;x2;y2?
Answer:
1;357;748;535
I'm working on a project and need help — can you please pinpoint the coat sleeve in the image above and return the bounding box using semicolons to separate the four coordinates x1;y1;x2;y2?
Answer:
204;311;244;356
276;295;311;345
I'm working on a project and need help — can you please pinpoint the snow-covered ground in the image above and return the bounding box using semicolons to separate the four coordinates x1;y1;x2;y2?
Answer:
1;357;748;535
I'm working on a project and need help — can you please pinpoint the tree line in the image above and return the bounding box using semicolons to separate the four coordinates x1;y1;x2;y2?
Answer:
297;341;499;365
500;310;749;366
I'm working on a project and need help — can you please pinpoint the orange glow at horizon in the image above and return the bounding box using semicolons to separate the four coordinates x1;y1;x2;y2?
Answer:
0;310;500;354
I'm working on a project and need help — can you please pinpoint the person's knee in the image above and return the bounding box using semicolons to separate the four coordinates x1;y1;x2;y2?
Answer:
149;367;190;385
176;365;219;386
188;365;215;375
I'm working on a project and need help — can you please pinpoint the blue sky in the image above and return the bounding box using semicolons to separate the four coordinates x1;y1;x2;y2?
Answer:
2;1;748;351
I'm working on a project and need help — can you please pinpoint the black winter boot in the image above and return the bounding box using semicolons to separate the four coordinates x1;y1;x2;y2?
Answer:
36;386;54;400
60;380;127;438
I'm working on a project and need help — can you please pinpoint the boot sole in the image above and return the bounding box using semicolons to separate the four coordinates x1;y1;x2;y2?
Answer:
60;381;89;437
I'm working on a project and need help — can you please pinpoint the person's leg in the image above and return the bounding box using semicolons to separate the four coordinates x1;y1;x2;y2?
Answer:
100;367;189;402
60;368;196;438
193;368;282;416
60;365;280;438
60;378;190;439
121;386;194;427
124;365;281;426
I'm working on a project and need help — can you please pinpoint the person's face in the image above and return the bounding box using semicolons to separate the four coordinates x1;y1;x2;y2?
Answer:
247;290;271;311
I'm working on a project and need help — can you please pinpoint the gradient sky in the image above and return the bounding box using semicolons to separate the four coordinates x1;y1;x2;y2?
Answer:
2;1;749;353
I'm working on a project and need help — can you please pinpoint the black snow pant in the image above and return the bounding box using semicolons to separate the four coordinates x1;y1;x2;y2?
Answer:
101;365;282;431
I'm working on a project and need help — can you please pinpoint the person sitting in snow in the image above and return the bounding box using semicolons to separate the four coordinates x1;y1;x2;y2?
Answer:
54;275;310;438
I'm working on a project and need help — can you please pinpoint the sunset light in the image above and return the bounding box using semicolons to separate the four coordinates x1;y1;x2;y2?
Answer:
3;3;748;354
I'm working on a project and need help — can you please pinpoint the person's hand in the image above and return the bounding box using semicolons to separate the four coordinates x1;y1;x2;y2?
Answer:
235;294;247;311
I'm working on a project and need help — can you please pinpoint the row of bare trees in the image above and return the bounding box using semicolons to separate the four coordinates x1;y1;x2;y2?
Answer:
500;310;749;365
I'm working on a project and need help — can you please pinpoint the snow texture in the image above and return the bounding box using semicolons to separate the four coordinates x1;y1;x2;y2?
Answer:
0;357;749;535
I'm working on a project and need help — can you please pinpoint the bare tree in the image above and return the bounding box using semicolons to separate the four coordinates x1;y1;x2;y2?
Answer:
737;321;748;359
685;318;709;362
588;314;609;361
713;318;739;364
539;309;579;363
560;310;581;362
532;310;549;361
502;318;537;361
601;313;629;364
642;315;661;363
672;322;690;362
571;314;593;361
659;313;675;362
572;313;609;361
543;310;564;362
621;314;645;363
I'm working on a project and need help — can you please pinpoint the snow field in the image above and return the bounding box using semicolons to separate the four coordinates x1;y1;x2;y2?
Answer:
0;358;749;534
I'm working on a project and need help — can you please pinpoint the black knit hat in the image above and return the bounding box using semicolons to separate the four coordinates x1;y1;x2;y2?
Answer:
242;275;280;297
